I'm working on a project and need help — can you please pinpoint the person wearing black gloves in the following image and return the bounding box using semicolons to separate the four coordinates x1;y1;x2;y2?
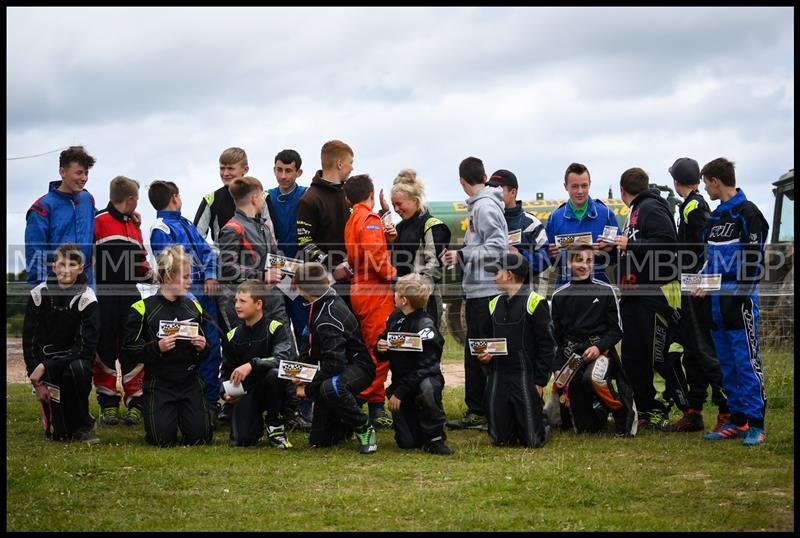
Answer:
551;243;637;436
291;262;378;454
376;274;452;455
220;279;295;448
477;252;554;448
123;245;212;447
23;243;100;444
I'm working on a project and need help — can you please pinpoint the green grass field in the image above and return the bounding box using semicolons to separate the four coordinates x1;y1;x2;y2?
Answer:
6;351;794;531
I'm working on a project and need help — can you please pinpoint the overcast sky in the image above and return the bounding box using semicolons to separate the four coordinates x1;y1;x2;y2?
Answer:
6;6;794;274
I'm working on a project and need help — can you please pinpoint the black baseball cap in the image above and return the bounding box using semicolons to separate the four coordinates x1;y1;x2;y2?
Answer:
487;169;518;189
668;157;700;186
486;252;529;279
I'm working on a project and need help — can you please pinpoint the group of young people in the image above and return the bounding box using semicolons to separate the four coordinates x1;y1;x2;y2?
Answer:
21;141;770;455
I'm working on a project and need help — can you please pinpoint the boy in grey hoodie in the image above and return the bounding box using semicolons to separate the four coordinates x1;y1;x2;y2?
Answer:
441;156;508;430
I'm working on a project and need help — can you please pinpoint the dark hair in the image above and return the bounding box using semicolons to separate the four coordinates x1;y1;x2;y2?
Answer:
148;180;179;211
54;242;85;265
274;149;302;170
700;157;736;187
229;176;263;204
459;156;486;185
342;174;374;205
59;146;96;170
568;243;595;262
236;279;269;307
620;167;650;196
564;162;591;183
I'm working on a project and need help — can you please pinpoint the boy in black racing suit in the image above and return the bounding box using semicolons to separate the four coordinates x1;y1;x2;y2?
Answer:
376;273;452;455
291;263;378;454
478;252;554;448
220;279;295;448
551;243;638;436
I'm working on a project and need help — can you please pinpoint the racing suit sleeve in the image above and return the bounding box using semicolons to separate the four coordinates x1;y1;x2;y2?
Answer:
519;214;550;275
550;294;565;372
595;287;623;353
252;320;293;375
530;301;556;388
736;203;769;297
219;330;235;382
216;224;263;282
304;322;348;399
192;227;218;281
391;318;444;402
544;213;564;273
193;195;213;240
122;303;162;366
359;214;396;283
296;196;326;264
149;228;172;259
24;202;51;286
22;297;42;377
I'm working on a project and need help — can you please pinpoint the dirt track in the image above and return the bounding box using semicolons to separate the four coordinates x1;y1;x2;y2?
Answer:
5;338;465;388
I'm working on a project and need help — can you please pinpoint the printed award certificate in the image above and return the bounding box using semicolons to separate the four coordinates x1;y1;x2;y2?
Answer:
554;232;593;249
157;320;200;340
387;332;424;352
468;338;509;356
277;360;320;382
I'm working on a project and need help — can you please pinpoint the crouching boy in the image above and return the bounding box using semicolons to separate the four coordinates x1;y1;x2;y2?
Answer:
550;243;638;436
23;243;100;443
292;263;378;454
221;279;295;448
480;252;554;448
376;274;452;455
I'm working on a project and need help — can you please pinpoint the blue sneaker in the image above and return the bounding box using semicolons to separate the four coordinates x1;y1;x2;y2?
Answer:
741;426;766;446
703;422;747;440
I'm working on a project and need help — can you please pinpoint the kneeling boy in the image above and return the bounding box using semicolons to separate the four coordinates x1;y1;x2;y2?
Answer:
23;243;100;444
376;274;452;455
292;263;378;454
550;243;638;436
221;279;295;448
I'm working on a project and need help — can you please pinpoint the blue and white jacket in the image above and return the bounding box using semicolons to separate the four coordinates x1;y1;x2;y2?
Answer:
701;189;769;297
150;210;218;284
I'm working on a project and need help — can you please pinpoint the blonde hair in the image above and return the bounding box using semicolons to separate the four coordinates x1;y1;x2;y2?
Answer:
219;147;248;167
394;273;432;310
156;245;191;284
391;169;425;211
109;176;140;203
320;140;353;170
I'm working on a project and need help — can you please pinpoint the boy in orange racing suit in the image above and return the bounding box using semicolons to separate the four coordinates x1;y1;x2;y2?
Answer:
343;174;397;428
